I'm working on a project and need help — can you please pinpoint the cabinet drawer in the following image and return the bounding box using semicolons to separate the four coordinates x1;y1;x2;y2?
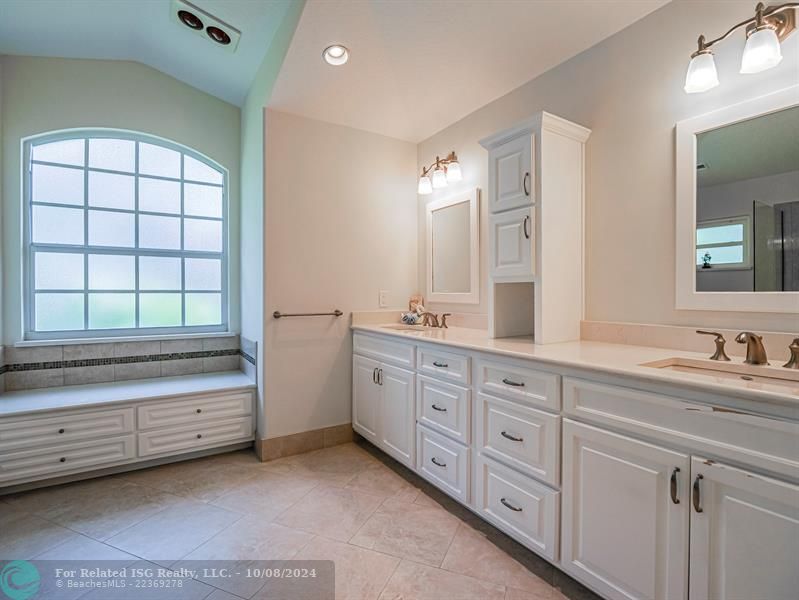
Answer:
417;376;470;445
417;345;470;386
417;425;470;503
477;393;560;486
137;416;253;458
353;333;415;368
0;408;134;453
475;454;559;561
137;392;252;430
476;358;560;411
0;435;135;484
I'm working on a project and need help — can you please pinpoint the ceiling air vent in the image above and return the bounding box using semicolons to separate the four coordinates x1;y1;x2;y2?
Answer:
171;0;241;52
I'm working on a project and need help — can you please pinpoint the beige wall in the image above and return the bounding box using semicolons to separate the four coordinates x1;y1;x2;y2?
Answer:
264;110;417;438
418;0;798;332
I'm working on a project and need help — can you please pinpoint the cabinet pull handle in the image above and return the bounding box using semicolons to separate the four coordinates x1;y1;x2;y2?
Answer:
692;474;704;513
373;368;378;384
501;431;523;442
500;497;523;512
502;377;525;387
431;457;447;468
523;172;530;196
59;457;66;463
432;361;448;368
378;369;383;386
431;404;447;412
58;428;65;434
670;467;680;504
197;433;203;439
523;215;530;239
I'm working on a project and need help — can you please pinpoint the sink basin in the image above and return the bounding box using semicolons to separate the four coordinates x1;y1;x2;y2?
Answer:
641;357;799;395
381;324;435;331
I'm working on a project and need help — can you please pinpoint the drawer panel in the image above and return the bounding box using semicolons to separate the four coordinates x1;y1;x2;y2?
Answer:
137;392;252;430
417;425;470;503
353;333;415;368
478;393;560;486
0;408;134;453
417;345;471;386
0;435;135;484
477;358;560;411
563;377;799;480
475;454;559;561
138;416;253;458
417;376;471;444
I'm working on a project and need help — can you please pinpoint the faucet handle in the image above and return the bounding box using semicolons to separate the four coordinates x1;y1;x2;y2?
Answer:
696;330;731;361
783;338;799;369
441;313;451;329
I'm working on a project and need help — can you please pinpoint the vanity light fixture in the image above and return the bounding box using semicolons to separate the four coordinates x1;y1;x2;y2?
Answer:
323;44;349;66
417;151;461;195
684;2;797;93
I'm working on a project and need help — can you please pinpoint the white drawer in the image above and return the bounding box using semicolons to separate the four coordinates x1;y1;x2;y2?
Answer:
477;393;560;486
137;416;253;458
417;345;470;386
475;454;559;561
476;358;560;411
353;333;415;368
417;424;470;503
137;392;252;430
0;435;135;484
417;376;471;445
0;408;134;453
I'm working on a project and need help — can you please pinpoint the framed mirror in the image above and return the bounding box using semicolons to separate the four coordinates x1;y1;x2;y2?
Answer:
676;85;799;312
426;188;479;304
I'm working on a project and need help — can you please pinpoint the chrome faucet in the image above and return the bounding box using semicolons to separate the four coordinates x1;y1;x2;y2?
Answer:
696;330;730;361
735;332;769;365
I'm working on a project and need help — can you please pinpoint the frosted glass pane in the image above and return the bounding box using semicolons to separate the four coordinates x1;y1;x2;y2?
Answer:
696;245;744;266
184;155;223;184
185;258;221;290
139;177;180;214
32;164;84;206
140;256;181;290
32;205;84;245
35;252;84;290
186;293;221;325
89;294;135;329
697;224;744;245
139;214;181;249
139;143;180;178
88;138;135;172
185;184;222;218
88;171;134;210
89;254;135;290
88;210;135;247
35;293;84;331
140;294;182;327
184;218;222;252
32;139;85;166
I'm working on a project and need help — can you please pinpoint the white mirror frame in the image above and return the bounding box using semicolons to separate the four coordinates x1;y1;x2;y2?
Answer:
675;85;799;313
426;188;480;304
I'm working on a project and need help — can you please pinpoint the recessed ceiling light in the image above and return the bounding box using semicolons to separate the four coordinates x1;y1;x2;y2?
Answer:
178;9;203;30
323;44;349;66
207;26;231;45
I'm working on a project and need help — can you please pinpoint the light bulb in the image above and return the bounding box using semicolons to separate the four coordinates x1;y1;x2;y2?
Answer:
740;27;782;74
431;167;448;189
418;175;432;195
323;45;349;66
445;161;462;182
684;51;719;94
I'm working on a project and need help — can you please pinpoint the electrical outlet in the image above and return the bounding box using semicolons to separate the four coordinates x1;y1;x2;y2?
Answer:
378;290;388;308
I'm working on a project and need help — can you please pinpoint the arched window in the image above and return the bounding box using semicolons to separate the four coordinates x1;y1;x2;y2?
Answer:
24;130;228;339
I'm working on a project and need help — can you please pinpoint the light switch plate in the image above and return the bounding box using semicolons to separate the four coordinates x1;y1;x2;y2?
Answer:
379;290;388;308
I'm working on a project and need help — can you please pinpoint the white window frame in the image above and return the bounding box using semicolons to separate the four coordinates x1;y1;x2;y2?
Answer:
23;129;229;341
695;215;751;271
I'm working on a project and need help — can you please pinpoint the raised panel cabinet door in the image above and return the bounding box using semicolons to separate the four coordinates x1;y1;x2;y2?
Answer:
379;364;415;468
352;354;381;444
490;207;534;279
561;419;689;600
689;457;799;600
489;133;533;213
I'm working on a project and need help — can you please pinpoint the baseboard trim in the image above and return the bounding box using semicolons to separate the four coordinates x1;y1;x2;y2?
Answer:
255;423;354;462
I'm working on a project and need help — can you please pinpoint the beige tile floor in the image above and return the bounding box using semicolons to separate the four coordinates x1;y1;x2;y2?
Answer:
0;441;599;600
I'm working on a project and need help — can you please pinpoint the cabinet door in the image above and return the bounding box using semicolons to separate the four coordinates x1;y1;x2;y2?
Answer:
352;354;381;444
689;457;799;600
561;419;689;600
488;133;533;213
379;364;415;468
490;206;534;279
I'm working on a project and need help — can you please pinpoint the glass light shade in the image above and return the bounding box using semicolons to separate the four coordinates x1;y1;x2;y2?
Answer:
445;161;462;182
740;27;782;74
684;52;719;94
417;175;432;195
431;167;448;189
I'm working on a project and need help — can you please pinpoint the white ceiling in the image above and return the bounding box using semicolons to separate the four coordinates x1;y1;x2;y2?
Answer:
270;0;670;142
0;0;292;106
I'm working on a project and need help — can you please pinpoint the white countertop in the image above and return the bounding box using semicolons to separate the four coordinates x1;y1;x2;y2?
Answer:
352;324;799;411
0;371;256;417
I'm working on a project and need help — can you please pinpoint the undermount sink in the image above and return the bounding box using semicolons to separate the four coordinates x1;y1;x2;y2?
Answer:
641;357;799;395
380;324;442;336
